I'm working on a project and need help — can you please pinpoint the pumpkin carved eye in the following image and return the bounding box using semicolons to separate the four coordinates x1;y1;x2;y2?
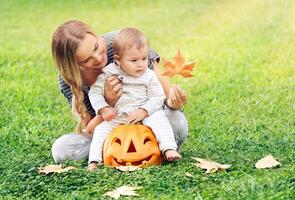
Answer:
144;137;151;144
113;138;121;145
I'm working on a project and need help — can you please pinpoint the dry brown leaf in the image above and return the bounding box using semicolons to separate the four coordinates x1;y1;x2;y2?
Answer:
255;155;281;169
185;172;193;177
38;164;76;175
191;157;231;174
115;166;142;172
104;185;141;199
161;49;195;78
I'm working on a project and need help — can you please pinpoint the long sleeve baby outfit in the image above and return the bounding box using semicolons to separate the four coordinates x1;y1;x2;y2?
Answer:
88;63;177;163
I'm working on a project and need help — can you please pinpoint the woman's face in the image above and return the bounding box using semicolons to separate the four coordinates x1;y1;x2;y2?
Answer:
75;33;108;71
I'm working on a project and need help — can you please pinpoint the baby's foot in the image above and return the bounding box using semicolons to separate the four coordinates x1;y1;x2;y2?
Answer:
164;149;182;161
88;162;98;171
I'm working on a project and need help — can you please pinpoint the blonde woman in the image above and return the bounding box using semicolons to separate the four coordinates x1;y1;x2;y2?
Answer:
51;20;188;163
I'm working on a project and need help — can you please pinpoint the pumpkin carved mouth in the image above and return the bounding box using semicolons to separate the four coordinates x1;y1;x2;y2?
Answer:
113;155;153;166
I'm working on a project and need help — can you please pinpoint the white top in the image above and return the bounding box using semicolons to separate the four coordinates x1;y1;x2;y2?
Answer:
89;62;165;116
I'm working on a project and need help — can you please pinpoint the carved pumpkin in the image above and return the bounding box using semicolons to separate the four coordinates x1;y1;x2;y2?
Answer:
103;124;163;167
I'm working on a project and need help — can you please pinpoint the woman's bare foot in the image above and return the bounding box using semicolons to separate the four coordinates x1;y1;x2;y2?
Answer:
164;149;182;161
88;162;98;171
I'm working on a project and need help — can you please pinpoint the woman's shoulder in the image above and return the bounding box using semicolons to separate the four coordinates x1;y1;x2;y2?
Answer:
58;75;70;90
101;30;120;65
100;30;120;44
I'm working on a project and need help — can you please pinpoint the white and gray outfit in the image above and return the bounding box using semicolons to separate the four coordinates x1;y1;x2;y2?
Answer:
51;31;188;163
88;63;177;163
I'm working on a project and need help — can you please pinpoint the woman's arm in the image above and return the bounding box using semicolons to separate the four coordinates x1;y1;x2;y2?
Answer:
85;114;103;134
154;62;187;110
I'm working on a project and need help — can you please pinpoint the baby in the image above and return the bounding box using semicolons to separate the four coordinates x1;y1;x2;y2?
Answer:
88;27;181;170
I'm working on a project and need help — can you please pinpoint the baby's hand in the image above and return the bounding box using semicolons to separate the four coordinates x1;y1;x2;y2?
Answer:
127;108;148;124
88;162;98;171
99;107;116;121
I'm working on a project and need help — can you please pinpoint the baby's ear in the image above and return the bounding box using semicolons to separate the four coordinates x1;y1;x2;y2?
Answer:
114;55;120;66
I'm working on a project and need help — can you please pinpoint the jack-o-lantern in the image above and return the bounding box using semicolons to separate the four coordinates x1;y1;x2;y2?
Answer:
103;124;163;167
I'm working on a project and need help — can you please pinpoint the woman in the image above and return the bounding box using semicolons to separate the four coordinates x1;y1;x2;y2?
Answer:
51;20;188;163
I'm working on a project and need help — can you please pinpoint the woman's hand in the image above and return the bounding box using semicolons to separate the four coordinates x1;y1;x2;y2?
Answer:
104;75;123;107
166;84;187;110
153;62;187;110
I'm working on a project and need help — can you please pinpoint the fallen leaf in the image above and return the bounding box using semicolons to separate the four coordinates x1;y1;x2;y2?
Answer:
161;49;196;78
191;157;231;174
115;166;141;172
185;172;193;177
104;186;141;199
255;155;281;169
38;164;76;175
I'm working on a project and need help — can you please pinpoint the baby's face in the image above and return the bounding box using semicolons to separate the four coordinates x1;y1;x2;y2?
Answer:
119;45;148;77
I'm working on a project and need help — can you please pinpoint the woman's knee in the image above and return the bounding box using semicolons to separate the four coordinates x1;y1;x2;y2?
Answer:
52;135;67;163
164;108;189;149
51;133;92;163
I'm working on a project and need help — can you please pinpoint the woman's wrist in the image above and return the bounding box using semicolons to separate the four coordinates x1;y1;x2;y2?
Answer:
164;99;182;111
105;97;116;107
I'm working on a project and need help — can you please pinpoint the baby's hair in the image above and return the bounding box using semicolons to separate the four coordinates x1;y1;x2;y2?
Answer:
113;27;148;57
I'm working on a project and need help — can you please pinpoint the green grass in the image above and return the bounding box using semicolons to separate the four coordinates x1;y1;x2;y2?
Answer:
0;0;294;199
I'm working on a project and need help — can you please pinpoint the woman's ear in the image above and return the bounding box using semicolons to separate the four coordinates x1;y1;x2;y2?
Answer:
114;55;121;66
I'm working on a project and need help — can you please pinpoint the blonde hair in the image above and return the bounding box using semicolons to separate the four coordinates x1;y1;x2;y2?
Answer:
51;20;95;133
113;27;148;57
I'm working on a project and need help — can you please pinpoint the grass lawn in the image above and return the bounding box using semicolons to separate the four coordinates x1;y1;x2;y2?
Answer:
0;0;294;199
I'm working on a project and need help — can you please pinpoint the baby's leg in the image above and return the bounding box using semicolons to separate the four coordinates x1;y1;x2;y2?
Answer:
143;110;181;161
88;121;113;164
164;106;188;152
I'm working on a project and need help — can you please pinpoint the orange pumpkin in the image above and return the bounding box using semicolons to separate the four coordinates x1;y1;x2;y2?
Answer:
103;124;163;167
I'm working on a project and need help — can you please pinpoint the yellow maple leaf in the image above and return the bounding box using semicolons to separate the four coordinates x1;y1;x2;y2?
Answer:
38;164;76;175
161;49;195;78
104;186;142;199
191;157;231;174
255;155;281;169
